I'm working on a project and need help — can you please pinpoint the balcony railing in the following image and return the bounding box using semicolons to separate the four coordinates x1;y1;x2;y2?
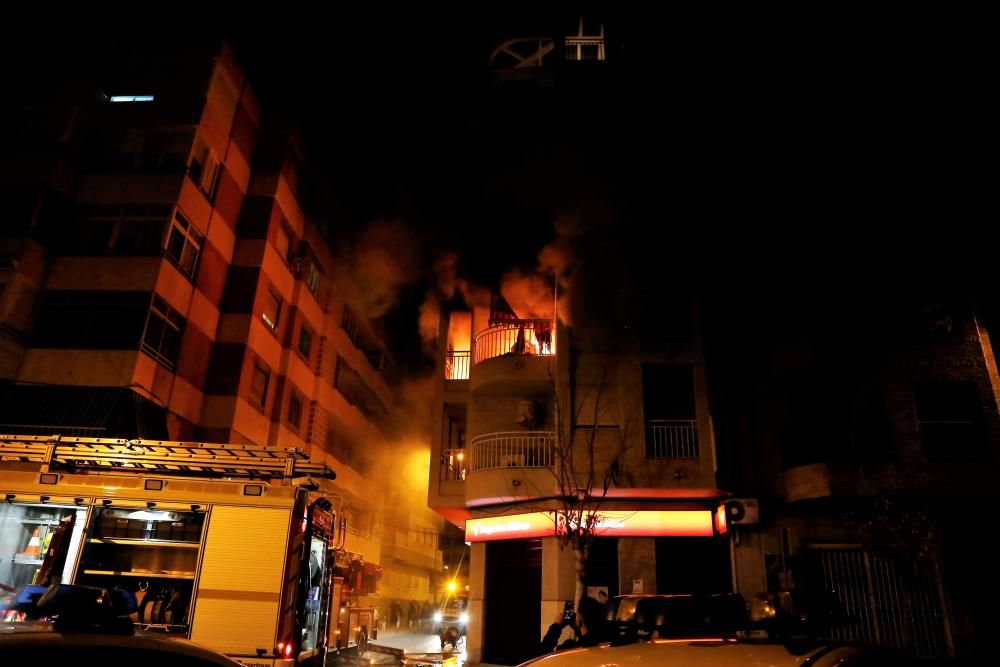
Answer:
473;319;555;365
470;431;556;472
440;448;467;481
645;419;699;459
445;350;470;380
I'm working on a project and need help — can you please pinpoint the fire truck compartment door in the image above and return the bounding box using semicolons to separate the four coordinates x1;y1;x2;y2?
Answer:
190;505;292;655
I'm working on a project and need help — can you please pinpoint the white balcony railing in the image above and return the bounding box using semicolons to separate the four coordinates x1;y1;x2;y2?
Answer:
470;431;556;472
445;350;470;380
440;448;467;481
645;419;699;459
473;319;555;365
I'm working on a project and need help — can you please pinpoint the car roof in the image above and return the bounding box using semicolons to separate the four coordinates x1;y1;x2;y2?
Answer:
0;630;240;665
519;639;864;667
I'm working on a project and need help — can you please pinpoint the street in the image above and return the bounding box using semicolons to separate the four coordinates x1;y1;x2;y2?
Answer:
330;629;467;666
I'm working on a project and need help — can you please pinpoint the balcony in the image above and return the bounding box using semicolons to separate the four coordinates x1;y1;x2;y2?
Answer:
469;431;556;472
440;448;467;481
473;319;555;365
445;351;470;381
645;419;699;459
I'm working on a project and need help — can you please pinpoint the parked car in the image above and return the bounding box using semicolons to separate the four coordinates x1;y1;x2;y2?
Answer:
606;593;749;643
1;584;241;667
517;637;918;666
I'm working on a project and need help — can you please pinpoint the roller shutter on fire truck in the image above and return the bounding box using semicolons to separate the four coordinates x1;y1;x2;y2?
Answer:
190;505;292;656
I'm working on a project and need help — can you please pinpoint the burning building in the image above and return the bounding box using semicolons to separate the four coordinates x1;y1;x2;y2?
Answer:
428;274;732;663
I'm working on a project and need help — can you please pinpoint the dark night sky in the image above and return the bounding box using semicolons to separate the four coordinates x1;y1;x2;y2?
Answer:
5;10;988;373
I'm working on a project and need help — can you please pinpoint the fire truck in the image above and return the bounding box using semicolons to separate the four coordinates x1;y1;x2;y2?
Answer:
0;434;372;666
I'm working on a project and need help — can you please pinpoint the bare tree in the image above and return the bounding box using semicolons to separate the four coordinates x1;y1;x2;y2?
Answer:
545;359;630;612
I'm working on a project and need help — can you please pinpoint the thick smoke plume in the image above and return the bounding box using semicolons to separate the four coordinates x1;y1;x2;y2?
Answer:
337;221;421;318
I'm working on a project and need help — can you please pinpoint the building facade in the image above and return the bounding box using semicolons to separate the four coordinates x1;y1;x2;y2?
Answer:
428;292;733;664
710;297;1000;662
0;40;441;633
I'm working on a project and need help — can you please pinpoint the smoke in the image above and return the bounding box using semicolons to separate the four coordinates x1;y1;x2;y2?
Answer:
500;268;554;320
337;221;421;318
418;251;492;347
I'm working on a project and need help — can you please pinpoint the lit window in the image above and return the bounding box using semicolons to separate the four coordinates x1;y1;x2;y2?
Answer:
109;95;155;103
164;211;203;279
262;290;282;332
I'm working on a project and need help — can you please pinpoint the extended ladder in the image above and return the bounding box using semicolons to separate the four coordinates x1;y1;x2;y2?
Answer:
0;434;335;481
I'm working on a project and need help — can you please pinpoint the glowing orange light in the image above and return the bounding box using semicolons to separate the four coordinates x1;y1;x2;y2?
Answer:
448;581;457;591
715;505;728;534
457;452;464;461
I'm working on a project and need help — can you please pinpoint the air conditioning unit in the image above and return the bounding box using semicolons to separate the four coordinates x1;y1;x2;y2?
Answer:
724;498;759;526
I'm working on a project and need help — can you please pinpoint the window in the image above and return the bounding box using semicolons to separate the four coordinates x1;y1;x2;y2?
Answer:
288;392;303;429
915;382;988;461
275;223;292;264
298;326;313;359
250;362;269;408
164;211;203;279
642;364;698;459
141;295;185;369
33;291;149;349
73;205;171;256
342;306;361;347
306;262;320;294
262;290;282;332
187;134;220;200
118;127;193;170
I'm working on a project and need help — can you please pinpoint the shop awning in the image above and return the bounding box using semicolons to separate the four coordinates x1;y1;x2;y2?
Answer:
0;382;168;439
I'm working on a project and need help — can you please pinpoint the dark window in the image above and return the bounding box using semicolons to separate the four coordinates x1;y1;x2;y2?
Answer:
72;205;171;256
164;211;203;279
118;127;193;170
298;326;313;359
342;306;361;347
915;382;989;461
306;262;320;294
275;222;292;263
188;133;219;199
642;364;696;419
33;291;149;349
250;362;269;408
141;295;184;369
288;393;303;429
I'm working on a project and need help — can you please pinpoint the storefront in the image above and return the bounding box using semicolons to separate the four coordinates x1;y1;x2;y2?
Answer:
464;501;731;666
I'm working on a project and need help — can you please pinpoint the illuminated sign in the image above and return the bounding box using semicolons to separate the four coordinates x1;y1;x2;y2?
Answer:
465;510;715;542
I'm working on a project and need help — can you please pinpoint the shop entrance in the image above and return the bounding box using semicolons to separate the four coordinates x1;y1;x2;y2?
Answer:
482;538;541;666
655;536;731;594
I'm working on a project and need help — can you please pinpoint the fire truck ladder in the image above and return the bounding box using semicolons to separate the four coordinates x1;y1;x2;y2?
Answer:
0;434;335;481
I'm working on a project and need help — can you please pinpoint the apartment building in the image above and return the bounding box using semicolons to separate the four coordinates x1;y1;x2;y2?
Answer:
0;39;441;631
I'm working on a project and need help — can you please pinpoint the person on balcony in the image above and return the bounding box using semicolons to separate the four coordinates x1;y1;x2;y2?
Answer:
511;325;527;355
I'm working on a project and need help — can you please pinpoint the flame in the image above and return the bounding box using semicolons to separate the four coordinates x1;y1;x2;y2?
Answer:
447;312;472;352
